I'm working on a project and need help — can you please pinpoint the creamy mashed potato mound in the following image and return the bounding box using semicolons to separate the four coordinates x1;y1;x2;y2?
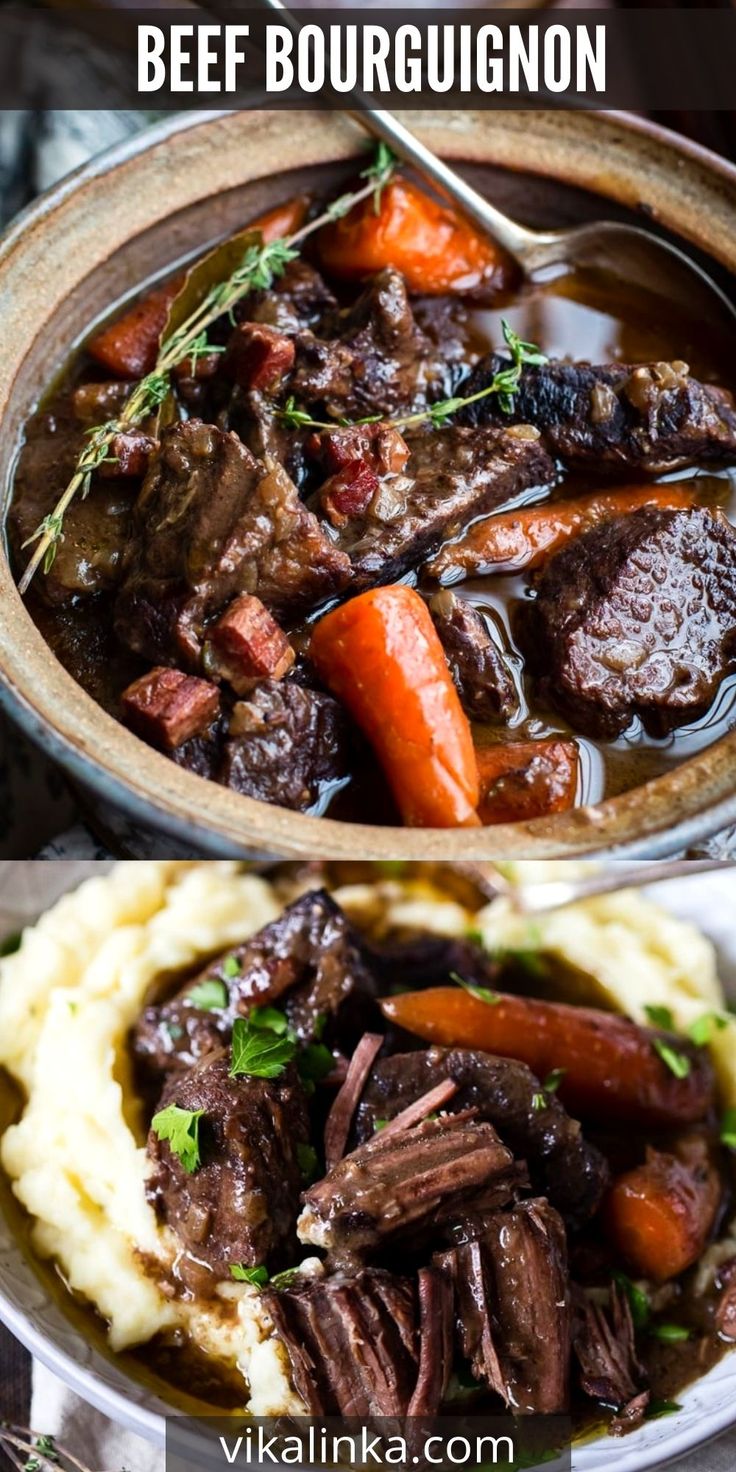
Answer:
0;860;733;1411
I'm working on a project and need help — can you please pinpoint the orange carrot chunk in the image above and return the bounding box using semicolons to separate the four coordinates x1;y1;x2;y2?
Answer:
476;738;578;824
379;988;715;1128
310;585;480;828
428;484;699;580
318;177;513;298
603;1134;722;1281
87;196;309;380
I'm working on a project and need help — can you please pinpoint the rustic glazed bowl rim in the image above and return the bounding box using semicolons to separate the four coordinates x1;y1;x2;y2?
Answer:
2;107;736;859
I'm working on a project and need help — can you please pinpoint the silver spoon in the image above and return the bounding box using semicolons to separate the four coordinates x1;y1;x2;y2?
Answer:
259;0;736;330
465;858;736;914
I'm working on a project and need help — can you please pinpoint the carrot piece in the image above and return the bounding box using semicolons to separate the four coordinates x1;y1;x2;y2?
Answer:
427;484;699;580
318;177;513;297
248;194;310;243
379;989;715;1128
87;196;309;380
310;585;480;828
476;738;578;824
603;1134;722;1281
88;277;184;379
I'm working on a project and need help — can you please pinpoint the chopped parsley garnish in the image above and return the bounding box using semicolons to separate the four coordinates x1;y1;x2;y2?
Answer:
646;1399;682;1420
542;1068;566;1094
0;930;21;957
376;861;407;878
250;1005;291;1036
612;1271;650;1331
465;927;485;948
721;1106;736;1149
222;954;242;980
373;1118;389;1133
270;1267;301;1290
230;1017;297;1079
652;1038;691;1079
151;1104;204;1174
230;1263;269;1286
188;978;228;1011
650;1323;690;1342
688;1011;728;1047
297;1142;319;1180
531;1093;547;1112
644;1003;675;1030
298;1042;335;1087
450;971;500;1006
164;1021;184;1042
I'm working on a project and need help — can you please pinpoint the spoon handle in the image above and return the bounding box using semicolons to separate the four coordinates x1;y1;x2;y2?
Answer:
256;0;550;266
513;858;736;915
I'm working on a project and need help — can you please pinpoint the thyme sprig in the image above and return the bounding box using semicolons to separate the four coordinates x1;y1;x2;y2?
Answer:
0;1426;105;1472
278;319;547;438
18;143;397;595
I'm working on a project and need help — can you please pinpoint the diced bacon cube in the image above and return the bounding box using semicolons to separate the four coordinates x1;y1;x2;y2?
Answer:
309;423;410;477
99;429;156;479
320;459;380;528
224;322;295;392
205;594;295;694
121;667;220;750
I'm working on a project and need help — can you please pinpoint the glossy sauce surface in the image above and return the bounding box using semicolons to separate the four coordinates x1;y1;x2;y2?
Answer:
10;255;736;822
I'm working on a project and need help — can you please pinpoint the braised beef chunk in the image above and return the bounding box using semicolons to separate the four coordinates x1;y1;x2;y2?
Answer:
366;933;502;997
266;1269;419;1416
356;1049;609;1229
220;681;350;810
114;421;351;668
429;591;519;721
132;890;373;1086
292;269;452;421
246;260;337;335
147;1051;309;1282
298;1113;527;1259
572;1282;649;1432
437;1201;570;1414
408;1266;455;1416
460;356;736;472
521;506;736;738
339;425;554;586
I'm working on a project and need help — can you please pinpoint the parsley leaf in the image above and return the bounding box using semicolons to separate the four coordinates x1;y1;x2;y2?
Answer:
298;1042;335;1087
650;1323;690;1342
613;1271;650;1331
644;1003;675;1030
188;978;228;1011
542;1068;566;1094
376;861;407;878
652;1038;691;1079
0;930;21;957
531;1092;547;1112
250;1005;291;1036
151;1104;204;1174
720;1106;736;1149
230;1018;297;1079
688;1011;728;1047
270;1267;301;1290
221;954;241;980
230;1263;269;1286
646;1399;682;1420
297;1142;319;1181
450;971;500;1006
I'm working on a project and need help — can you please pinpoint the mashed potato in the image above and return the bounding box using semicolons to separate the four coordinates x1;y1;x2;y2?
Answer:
0;860;732;1410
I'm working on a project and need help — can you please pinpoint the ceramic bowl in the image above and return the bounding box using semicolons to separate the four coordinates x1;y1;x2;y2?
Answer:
2;109;736;859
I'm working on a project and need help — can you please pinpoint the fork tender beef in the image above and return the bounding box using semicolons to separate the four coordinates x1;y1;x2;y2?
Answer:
436;1199;570;1414
132;889;375;1088
429;590;519;721
520;505;736;738
460;356;736;473
336;425;554;586
298;1113;527;1260
265;1268;420;1416
114;420;351;669
147;1050;309;1282
291;267;453;421
219;681;350;809
355;1048;609;1230
572;1282;650;1433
